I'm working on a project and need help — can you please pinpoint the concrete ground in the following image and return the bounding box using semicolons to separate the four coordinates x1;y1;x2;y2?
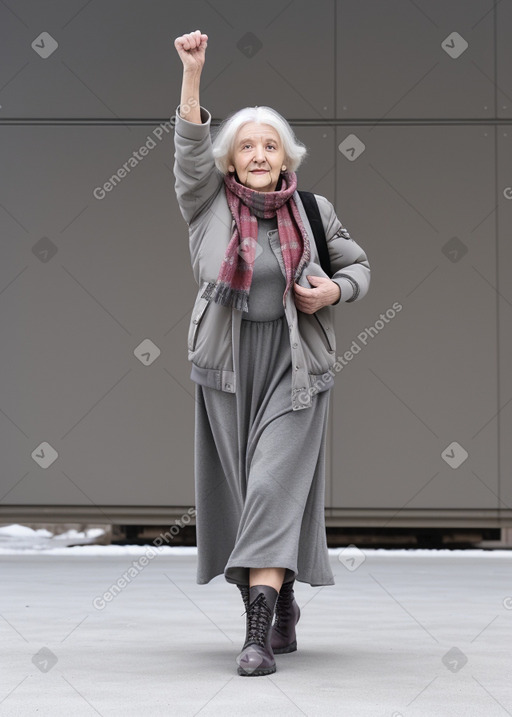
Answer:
1;547;511;716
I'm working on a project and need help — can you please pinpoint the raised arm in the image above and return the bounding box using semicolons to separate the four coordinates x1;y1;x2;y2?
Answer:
173;30;224;225
174;30;206;124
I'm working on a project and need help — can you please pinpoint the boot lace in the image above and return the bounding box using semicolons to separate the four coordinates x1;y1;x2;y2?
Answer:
237;584;249;615
243;594;273;648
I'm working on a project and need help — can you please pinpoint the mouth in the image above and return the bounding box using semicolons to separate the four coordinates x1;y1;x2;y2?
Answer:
250;169;269;174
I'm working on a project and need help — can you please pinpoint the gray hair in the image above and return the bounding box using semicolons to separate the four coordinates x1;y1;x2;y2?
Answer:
211;106;308;175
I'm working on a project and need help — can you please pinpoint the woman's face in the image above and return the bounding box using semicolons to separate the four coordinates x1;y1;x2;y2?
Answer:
228;122;286;192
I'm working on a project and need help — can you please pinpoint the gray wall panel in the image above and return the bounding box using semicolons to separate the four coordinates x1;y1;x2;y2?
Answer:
0;123;196;506
331;124;498;509
337;0;495;119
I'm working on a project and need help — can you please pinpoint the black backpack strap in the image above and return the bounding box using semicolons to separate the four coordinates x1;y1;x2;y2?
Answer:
297;190;332;277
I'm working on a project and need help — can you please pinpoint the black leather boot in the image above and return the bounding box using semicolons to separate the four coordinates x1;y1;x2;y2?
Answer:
270;579;301;654
236;584;278;676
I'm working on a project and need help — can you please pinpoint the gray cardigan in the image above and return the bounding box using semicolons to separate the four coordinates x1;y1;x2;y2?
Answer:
173;104;371;410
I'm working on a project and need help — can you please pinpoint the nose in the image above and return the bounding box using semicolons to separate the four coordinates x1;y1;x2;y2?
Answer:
253;142;266;162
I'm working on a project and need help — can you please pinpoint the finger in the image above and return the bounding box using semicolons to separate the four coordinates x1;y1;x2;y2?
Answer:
183;32;197;49
187;32;198;48
191;30;202;47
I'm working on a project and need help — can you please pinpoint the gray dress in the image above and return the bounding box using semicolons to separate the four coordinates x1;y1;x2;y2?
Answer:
193;215;335;587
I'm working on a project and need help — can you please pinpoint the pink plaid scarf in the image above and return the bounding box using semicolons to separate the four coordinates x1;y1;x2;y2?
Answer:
201;170;311;312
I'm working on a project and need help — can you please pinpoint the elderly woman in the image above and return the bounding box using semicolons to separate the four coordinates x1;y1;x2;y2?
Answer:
173;30;370;677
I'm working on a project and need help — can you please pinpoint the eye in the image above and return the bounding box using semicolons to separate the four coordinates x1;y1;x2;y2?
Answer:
266;144;276;150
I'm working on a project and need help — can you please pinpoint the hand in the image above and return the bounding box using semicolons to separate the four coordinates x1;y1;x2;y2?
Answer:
293;275;341;313
174;30;208;73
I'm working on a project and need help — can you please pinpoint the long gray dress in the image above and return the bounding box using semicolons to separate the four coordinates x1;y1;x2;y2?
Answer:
193;215;335;587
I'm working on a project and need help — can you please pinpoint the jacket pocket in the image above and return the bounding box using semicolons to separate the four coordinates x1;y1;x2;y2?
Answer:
188;282;212;352
313;310;336;353
297;308;336;376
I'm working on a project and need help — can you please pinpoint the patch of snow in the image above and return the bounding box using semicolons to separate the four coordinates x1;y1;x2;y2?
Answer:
0;523;53;538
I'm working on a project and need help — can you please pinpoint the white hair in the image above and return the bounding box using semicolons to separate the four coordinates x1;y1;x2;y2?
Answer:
211;106;308;175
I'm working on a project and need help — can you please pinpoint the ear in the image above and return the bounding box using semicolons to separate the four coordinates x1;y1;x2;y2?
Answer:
228;164;235;172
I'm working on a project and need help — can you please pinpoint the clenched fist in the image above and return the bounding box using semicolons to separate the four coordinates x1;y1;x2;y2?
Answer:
174;30;208;73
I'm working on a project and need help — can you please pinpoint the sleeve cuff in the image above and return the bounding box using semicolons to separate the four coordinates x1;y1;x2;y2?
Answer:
174;104;211;139
331;277;355;304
